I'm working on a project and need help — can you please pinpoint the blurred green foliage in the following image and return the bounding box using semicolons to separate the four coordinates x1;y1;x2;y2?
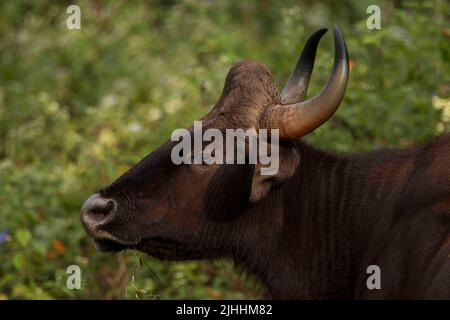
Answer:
0;0;449;299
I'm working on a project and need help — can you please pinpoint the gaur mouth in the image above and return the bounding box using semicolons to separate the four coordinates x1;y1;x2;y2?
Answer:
93;236;192;253
136;237;226;261
93;236;225;261
93;236;182;252
94;239;129;252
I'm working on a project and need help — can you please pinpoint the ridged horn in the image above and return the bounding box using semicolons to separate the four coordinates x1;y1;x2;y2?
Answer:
261;25;349;140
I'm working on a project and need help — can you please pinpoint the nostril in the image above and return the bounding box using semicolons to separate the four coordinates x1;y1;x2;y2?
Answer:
81;194;117;225
90;200;114;216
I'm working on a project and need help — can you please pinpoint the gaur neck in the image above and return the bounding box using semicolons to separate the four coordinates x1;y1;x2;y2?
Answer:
238;140;401;299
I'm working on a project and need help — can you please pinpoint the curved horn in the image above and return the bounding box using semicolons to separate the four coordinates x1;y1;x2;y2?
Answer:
261;25;349;140
281;28;328;104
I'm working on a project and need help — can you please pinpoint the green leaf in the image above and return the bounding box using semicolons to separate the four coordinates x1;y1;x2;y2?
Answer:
15;229;32;247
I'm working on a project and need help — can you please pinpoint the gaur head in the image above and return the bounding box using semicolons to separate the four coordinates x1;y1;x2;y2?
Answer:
81;26;349;261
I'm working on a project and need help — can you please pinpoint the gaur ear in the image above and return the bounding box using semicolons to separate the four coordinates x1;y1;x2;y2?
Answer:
250;143;299;202
204;163;253;221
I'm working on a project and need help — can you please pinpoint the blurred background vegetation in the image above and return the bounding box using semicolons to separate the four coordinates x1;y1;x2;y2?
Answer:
0;0;449;299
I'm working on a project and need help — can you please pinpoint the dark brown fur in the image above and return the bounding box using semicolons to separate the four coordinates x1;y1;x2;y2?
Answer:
83;61;450;299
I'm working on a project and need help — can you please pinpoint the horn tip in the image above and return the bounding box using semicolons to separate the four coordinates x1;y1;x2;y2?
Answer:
315;27;328;38
332;24;342;36
332;25;347;44
331;24;348;61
